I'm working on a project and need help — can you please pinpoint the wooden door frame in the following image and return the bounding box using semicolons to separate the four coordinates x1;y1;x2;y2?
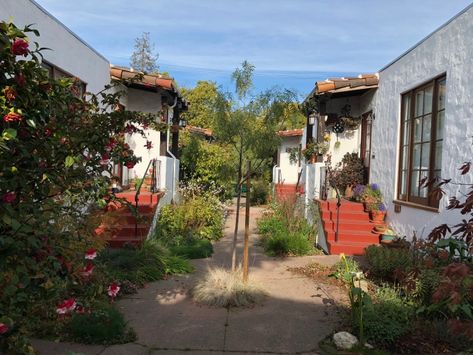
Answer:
360;110;373;182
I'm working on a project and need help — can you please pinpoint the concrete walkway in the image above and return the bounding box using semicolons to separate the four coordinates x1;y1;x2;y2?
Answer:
32;203;344;355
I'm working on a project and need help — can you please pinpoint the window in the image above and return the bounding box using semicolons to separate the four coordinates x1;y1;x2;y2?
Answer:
398;75;446;208
41;61;87;98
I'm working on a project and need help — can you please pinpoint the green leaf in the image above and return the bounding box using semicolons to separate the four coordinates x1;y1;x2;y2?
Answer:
2;128;17;140
26;119;36;128
65;156;75;168
461;304;473;320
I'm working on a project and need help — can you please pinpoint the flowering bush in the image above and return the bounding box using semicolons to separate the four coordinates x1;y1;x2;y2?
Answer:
0;21;162;353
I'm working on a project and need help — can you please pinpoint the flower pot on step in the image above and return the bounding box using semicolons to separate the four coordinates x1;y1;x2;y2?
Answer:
370;210;386;223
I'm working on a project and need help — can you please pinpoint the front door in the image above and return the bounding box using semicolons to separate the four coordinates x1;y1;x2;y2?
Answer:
360;111;373;182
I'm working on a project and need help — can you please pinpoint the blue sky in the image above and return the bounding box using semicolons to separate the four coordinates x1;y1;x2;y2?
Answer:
35;0;473;97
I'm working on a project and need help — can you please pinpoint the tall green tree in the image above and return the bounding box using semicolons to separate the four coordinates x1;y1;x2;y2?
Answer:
181;81;220;129
214;61;300;270
130;32;159;73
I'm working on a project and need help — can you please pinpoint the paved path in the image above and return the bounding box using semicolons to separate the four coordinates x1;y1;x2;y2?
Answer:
32;202;344;355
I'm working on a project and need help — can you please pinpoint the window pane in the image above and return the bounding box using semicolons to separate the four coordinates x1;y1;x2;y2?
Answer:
437;110;444;139
410;170;420;197
422;114;431;141
402;146;408;169
421;143;430;170
403;95;411;121
415;91;424;116
400;171;407;197
402;121;410;143
420;170;429;198
438;79;446;110
414;118;422;142
435;140;443;170
424;86;433;114
413;144;421;169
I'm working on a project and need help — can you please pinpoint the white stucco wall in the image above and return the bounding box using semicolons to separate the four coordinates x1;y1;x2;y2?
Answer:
324;90;374;166
119;87;164;180
371;6;473;239
277;136;302;184
0;0;110;95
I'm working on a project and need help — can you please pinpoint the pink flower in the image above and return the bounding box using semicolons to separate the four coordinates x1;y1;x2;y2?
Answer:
11;38;29;56
44;128;53;137
107;283;120;298
85;248;97;260
3;112;23;123
2;192;16;203
56;298;76;314
81;263;94;277
0;323;8;334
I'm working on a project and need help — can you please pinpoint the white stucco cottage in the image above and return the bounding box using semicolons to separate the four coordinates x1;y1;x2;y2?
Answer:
302;3;473;243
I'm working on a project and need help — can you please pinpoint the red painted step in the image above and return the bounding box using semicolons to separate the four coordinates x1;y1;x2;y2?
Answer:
97;191;162;248
317;198;382;256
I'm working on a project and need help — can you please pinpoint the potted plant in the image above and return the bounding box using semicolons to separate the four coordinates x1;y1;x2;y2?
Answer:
328;153;365;198
370;202;387;223
302;142;329;163
352;184;366;202
361;183;383;211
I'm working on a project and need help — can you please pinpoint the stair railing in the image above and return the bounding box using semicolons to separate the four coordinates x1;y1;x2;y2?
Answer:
334;187;341;243
134;159;157;238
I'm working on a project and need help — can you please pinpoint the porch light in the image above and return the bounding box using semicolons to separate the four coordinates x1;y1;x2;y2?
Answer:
308;113;317;125
179;119;187;128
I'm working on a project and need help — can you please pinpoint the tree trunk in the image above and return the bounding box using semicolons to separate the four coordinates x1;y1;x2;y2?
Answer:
242;160;251;282
231;148;243;271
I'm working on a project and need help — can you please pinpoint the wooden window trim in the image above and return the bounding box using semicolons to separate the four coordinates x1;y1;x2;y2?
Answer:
397;74;446;208
393;199;439;213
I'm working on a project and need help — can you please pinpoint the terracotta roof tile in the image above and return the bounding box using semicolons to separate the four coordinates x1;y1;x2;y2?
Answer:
315;74;378;95
277;129;304;137
110;66;177;93
187;125;213;137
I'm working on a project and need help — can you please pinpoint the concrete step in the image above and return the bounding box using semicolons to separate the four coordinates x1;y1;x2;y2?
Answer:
327;240;375;256
324;229;381;244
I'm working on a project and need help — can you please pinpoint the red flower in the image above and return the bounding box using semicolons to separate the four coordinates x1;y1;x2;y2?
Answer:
3;86;17;102
85;248;97;260
0;323;8;334
11;38;29;56
107;283;120;298
2;192;16;203
144;141;153;150
3;112;23;123
44;128;53;137
81;263;94;277
100;154;110;166
123;143;130;150
125;161;135;169
56;298;76;314
15;73;26;87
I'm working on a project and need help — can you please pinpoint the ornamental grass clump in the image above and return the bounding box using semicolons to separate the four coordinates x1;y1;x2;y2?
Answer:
192;268;266;308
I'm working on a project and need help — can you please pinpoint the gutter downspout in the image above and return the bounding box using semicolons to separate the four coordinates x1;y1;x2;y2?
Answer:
166;96;178;202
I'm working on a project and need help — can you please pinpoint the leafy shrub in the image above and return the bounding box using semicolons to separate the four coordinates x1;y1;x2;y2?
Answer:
250;179;269;206
328;153;366;193
98;240;191;286
162;255;194;275
365;245;413;281
414;268;441;305
257;200;318;256
66;303;135;344
362;294;413;347
156;189;225;244
170;238;213;259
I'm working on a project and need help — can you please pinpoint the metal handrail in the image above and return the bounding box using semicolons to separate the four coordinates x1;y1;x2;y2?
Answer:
134;159;157;238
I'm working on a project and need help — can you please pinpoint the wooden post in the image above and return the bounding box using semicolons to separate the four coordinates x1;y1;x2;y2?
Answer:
243;160;251;282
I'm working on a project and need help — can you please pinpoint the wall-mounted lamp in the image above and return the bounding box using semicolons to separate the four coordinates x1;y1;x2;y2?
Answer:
308;113;317;126
179;119;187;128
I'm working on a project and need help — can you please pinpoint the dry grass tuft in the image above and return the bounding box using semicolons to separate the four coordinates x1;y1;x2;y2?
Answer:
192;267;266;307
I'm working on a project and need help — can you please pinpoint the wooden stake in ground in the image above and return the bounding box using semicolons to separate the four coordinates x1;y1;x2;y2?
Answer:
243;160;251;282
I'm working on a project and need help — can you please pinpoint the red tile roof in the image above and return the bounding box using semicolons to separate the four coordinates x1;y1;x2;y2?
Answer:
277;129;304;137
110;66;178;94
315;74;378;95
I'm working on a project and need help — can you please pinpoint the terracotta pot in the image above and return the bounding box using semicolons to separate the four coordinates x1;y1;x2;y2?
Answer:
310;155;317;164
370;210;386;223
